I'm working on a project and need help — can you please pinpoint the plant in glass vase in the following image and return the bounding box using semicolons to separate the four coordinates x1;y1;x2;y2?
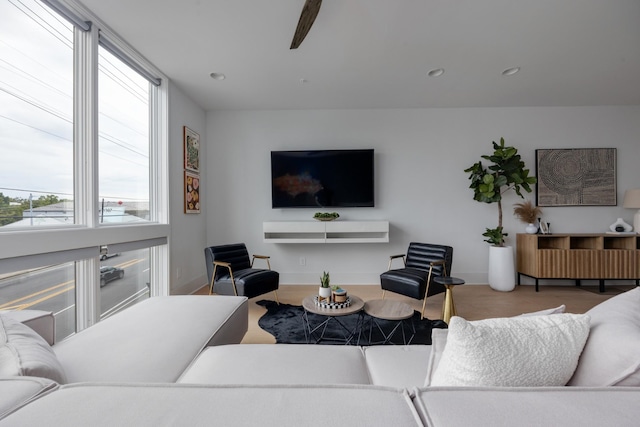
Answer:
513;200;542;234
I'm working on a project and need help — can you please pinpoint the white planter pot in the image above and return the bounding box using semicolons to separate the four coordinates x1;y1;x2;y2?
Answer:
488;245;515;292
319;286;331;299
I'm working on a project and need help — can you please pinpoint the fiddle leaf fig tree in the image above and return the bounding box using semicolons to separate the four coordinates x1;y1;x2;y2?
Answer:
464;138;537;247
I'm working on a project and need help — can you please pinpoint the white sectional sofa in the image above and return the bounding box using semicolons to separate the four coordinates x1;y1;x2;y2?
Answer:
2;289;640;426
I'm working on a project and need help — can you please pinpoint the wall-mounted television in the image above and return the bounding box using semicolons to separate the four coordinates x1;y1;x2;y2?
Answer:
271;149;374;208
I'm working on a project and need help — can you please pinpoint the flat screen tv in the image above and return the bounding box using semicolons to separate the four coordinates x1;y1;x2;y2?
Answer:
271;149;374;208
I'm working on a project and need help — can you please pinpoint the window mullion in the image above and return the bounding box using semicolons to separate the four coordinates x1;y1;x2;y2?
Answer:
149;77;170;296
74;24;100;330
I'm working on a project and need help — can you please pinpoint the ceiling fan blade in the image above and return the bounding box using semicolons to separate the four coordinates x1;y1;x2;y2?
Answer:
290;0;322;49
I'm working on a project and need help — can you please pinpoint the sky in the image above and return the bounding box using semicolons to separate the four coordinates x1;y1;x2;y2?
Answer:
0;0;150;208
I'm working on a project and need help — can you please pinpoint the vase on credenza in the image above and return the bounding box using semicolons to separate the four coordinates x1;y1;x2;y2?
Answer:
525;223;538;234
609;218;632;233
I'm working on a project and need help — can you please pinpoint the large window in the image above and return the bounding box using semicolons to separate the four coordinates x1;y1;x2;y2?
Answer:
0;0;74;228
0;262;76;341
0;0;169;335
98;46;150;223
100;247;150;319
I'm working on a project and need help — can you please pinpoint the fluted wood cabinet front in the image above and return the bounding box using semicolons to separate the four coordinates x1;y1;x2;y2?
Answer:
516;233;640;291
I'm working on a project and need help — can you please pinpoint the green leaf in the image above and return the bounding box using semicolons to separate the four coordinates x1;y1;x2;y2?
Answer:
482;174;494;184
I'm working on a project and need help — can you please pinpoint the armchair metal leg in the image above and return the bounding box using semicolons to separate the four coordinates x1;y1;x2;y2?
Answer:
273;290;280;305
381;290;386;300
420;297;428;320
209;265;218;295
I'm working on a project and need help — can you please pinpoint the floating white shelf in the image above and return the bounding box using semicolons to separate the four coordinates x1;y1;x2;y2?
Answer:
263;221;389;244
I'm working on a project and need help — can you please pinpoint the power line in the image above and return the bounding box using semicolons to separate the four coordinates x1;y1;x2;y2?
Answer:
3;0;151;148
8;0;73;50
0;187;72;197
33;0;71;30
0;114;71;141
0;187;149;203
0;58;71;99
98;62;148;104
0;40;72;88
98;50;148;100
0;83;72;123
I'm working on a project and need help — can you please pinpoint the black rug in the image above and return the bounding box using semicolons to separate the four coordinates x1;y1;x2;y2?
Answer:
257;300;447;345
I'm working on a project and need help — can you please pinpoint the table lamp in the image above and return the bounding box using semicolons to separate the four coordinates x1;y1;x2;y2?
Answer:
623;188;640;233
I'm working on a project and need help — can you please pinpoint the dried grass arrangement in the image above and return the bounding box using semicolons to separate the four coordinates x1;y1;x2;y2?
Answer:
513;200;542;224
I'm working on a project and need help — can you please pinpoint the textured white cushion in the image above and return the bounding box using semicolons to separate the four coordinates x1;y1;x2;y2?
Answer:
0;314;67;384
430;314;590;387
568;287;640;386
517;304;566;317
424;305;567;386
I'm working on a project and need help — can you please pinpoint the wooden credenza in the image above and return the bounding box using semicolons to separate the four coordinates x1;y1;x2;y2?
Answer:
516;233;640;292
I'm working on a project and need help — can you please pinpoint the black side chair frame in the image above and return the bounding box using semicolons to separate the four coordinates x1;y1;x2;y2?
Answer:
380;242;453;320
209;255;279;303
205;243;279;303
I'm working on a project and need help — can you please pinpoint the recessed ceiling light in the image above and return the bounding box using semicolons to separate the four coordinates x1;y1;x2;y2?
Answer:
210;72;226;80
502;67;521;76
427;68;445;77
299;78;308;84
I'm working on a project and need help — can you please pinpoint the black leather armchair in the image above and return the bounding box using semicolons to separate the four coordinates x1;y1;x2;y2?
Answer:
380;242;453;319
204;243;279;302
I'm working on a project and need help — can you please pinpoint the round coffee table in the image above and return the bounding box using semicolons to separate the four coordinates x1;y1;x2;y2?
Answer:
363;299;415;345
301;295;365;344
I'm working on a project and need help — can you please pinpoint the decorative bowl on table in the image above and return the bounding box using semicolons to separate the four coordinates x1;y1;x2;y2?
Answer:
313;212;339;221
314;295;351;309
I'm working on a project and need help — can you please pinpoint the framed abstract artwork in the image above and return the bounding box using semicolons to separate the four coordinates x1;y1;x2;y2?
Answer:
183;126;200;173
536;148;616;207
184;171;200;214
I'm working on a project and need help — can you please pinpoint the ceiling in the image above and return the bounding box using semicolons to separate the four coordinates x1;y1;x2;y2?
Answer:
78;0;640;111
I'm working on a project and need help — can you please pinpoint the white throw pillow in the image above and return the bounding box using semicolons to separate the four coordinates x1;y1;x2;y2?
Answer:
517;304;566;317
430;313;590;387
568;287;640;386
0;314;67;384
424;305;567;386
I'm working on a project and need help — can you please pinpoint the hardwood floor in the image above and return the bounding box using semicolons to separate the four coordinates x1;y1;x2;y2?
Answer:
195;284;634;344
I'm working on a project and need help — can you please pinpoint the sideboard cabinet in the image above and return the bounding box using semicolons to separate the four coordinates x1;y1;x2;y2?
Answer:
516;233;640;292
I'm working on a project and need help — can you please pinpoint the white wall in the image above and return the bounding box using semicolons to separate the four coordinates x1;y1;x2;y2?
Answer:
204;106;640;286
168;83;207;294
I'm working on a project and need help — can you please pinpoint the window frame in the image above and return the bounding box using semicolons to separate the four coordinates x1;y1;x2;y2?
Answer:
0;0;170;331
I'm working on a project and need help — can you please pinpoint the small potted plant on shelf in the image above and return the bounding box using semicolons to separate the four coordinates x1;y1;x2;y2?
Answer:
513;200;542;234
313;212;339;221
464;137;537;292
319;271;331;301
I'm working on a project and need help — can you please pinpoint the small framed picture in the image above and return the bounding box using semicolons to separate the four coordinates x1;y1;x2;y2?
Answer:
539;222;550;234
184;171;200;214
183;126;200;173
